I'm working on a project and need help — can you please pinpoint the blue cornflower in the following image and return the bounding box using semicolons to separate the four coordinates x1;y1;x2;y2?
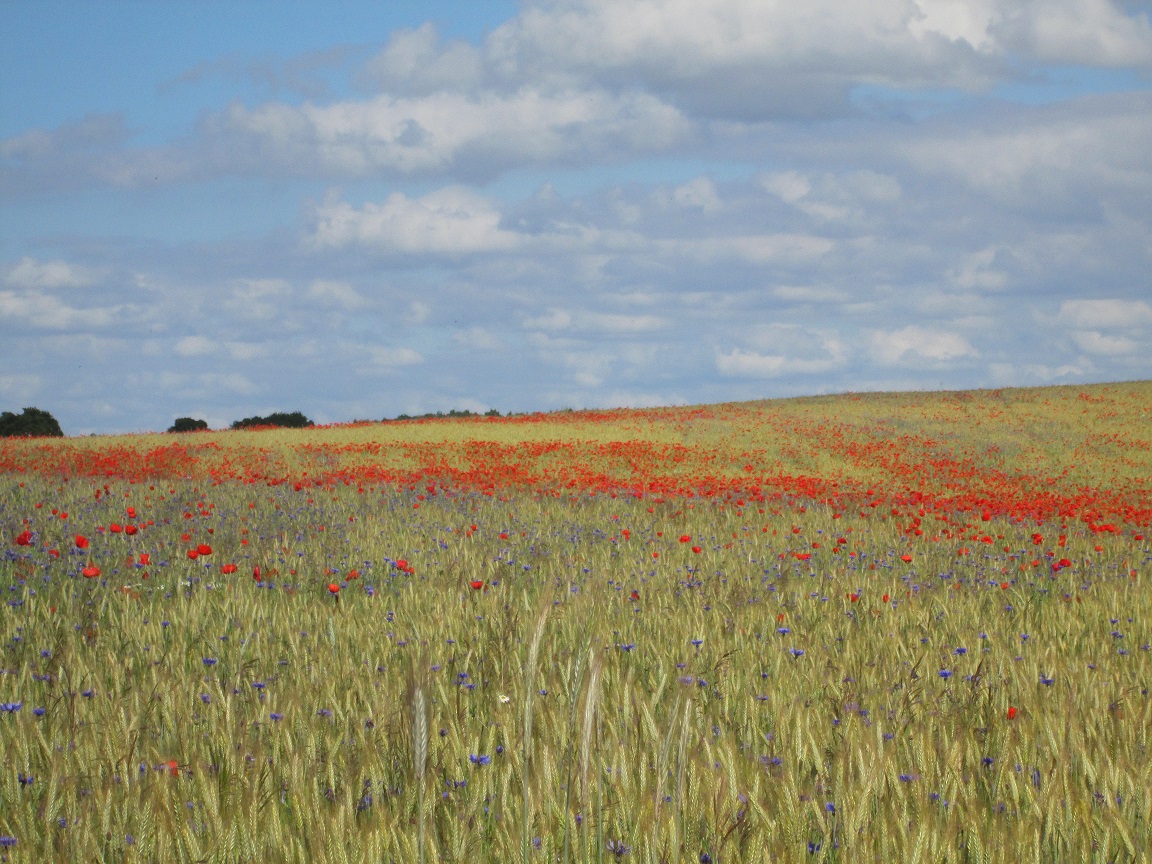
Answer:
1039;675;1054;686
825;802;835;813
790;648;804;658
777;627;790;635
939;669;952;679
691;639;703;647
318;708;333;717
954;647;967;655
1;702;21;713
33;707;45;717
469;754;491;765
200;693;211;704
270;712;283;722
203;657;217;666
0;836;16;848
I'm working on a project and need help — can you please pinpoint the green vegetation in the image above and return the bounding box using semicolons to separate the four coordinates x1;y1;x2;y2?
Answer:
0;407;63;439
0;381;1149;862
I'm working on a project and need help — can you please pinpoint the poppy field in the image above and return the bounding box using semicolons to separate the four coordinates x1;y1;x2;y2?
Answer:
1;381;1151;863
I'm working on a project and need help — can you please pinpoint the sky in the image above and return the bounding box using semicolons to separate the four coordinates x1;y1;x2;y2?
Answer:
2;0;1151;435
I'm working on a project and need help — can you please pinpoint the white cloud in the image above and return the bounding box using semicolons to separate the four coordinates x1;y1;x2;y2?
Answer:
687;234;834;264
0;290;113;329
672;177;722;212
869;325;979;364
1058;298;1152;328
174;336;214;357
3;257;95;290
454;326;506;350
716;348;842;377
523;308;669;332
366;346;424;367
311;187;520;254
307;279;365;309
216;87;689;176
1071;329;1142;355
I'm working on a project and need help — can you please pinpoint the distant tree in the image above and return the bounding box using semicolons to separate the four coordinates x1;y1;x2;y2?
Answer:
230;411;313;430
0;407;64;438
168;417;209;433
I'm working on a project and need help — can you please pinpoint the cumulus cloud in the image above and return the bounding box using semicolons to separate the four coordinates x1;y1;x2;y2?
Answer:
869;325;979;364
310;187;520;253
3;257;96;290
1058;298;1152;328
0;290;114;330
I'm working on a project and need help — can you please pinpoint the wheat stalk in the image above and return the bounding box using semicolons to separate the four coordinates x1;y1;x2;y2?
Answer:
522;603;550;864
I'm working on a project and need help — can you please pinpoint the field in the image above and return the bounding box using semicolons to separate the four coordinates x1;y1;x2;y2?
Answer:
1;381;1150;863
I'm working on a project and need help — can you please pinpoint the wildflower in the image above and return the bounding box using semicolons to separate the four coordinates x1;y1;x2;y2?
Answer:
75;535;89;549
469;754;491;765
939;669;952;679
1007;706;1017;720
82;566;100;579
790;648;804;658
0;836;16;848
196;544;212;556
469;580;484;590
1;702;22;713
691;546;701;553
166;760;179;777
221;564;238;575
203;658;217;666
498;694;510;704
606;839;631;857
270;712;283;722
882;594;889;603
328;583;340;594
679;535;691;543
14;530;32;546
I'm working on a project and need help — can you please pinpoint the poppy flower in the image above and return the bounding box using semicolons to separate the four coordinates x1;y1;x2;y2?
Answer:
139;553;150;565
630;590;639;600
187;549;199;560
253;567;262;582
900;554;912;563
691;546;701;554
850;593;859;602
166;760;179;777
679;535;691;543
469;580;484;590
882;594;890;603
196;544;212;556
14;530;32;546
110;523;123;534
221;564;238;575
347;570;359;580
75;535;89;549
125;525;138;536
82;566;100;579
126;507;136;519
1007;706;1017;720
328;583;340;595
1000;582;1009;590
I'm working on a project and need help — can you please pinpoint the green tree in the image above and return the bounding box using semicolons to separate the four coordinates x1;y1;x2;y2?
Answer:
0;407;64;438
230;411;313;430
168;417;209;433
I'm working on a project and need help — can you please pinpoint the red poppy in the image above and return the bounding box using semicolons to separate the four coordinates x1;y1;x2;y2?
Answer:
679;535;691;543
1007;706;1017;720
187;549;199;560
850;593;859;602
221;564;238;575
470;580;484;590
347;570;359;580
125;525;138;536
14;530;32;546
110;523;123;533
139;553;150;565
253;566;262;582
75;535;89;549
196;544;212;556
630;590;639;600
499;533;509;540
691;546;701;554
900;554;912;563
793;552;811;561
328;583;340;594
82;566;100;579
776;613;785;623
1000;581;1009;590
167;760;179;777
882;594;890;603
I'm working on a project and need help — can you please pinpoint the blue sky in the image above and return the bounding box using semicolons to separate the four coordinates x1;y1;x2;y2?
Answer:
2;1;1151;434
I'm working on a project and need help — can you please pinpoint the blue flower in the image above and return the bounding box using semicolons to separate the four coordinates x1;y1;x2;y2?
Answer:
1;702;22;713
469;754;491;765
790;648;804;658
938;669;952;679
203;657;217;666
270;712;283;722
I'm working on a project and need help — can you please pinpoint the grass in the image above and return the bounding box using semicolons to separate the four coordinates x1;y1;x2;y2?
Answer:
0;381;1149;862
